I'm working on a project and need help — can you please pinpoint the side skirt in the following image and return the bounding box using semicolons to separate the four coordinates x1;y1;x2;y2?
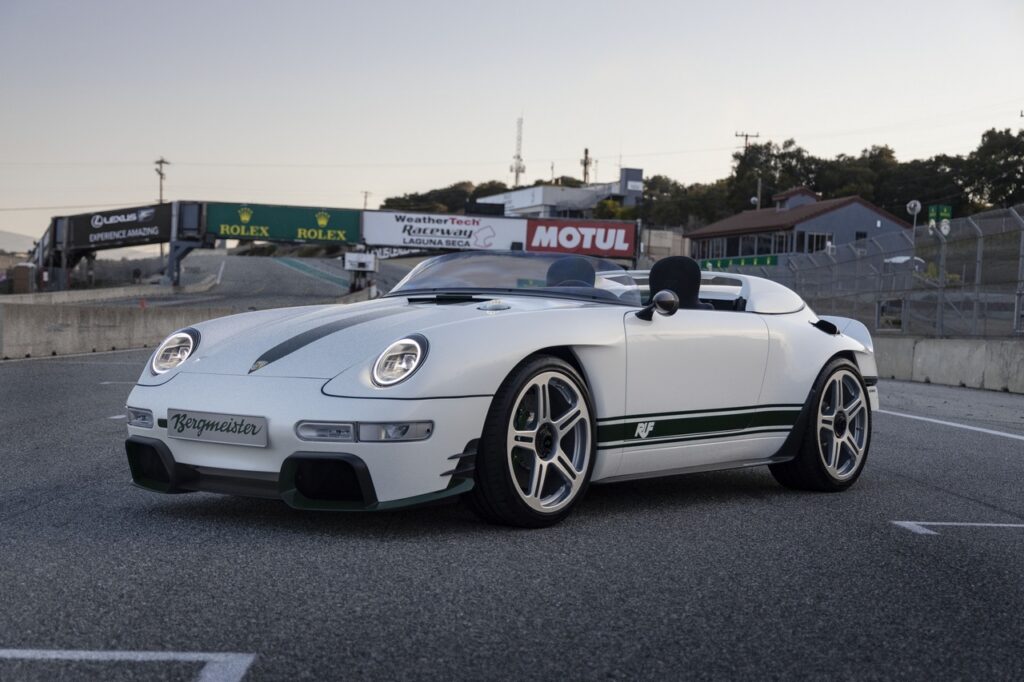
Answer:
594;447;793;485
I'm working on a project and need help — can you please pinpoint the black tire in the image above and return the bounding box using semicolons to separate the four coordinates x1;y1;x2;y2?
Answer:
769;357;872;492
466;354;597;528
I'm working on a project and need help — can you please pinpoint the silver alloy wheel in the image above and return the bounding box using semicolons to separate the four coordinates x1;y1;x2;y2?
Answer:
506;370;591;513
817;368;869;480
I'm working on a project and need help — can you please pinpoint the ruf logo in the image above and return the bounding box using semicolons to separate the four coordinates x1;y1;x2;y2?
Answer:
635;421;655;439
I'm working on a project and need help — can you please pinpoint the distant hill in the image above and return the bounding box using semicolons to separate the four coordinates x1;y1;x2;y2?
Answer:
0;230;35;255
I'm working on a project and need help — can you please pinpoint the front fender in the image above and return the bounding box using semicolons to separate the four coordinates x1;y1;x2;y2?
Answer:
320;306;630;420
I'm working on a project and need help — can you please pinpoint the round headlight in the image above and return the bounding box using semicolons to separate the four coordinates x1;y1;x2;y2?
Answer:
151;329;200;375
372;335;427;387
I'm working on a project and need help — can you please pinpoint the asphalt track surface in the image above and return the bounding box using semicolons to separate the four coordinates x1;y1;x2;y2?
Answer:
1;350;1023;680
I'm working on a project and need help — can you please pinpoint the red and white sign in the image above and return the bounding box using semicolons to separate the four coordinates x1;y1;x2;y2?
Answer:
526;219;637;258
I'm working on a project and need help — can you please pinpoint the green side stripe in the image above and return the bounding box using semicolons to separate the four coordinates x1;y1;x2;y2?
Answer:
597;408;800;444
595;403;803;423
596;427;793;450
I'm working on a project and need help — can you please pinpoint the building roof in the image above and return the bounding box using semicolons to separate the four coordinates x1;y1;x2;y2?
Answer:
687;196;911;239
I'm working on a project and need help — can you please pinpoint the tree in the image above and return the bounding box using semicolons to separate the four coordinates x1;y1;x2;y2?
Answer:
968;128;1024;207
639;174;686;226
381;181;474;213
470;180;509;201
532;175;584;188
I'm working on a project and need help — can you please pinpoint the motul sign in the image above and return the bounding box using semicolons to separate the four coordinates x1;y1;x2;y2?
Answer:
526;219;636;258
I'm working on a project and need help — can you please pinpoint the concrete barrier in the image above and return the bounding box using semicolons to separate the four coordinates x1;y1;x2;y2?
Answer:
0;303;234;359
874;335;1024;394
0;275;217;305
0;292;377;359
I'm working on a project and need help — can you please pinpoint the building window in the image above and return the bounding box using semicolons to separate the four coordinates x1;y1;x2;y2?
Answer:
726;237;739;257
773;232;791;254
740;235;756;256
710;238;726;258
756;234;772;255
806;233;833;253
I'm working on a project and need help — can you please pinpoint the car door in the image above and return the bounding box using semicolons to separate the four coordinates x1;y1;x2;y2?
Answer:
606;308;772;478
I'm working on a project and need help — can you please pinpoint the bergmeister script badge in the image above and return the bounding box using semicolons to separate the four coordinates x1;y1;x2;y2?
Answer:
166;409;269;448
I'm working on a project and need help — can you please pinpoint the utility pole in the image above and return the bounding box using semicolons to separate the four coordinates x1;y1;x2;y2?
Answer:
550;162;555;182
155;157;170;259
734;131;760;149
155;157;170;203
580;148;592;184
510;117;526;187
735;132;762;209
362;190;372;209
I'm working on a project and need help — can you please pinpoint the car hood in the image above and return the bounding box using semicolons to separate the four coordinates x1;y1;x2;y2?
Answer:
142;294;599;383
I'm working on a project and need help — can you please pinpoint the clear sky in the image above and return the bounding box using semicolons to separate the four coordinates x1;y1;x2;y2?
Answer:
0;0;1021;239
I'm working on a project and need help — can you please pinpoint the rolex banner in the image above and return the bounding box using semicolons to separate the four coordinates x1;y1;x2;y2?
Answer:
207;203;360;243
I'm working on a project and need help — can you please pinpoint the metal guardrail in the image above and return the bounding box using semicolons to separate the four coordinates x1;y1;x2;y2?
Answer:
717;203;1024;337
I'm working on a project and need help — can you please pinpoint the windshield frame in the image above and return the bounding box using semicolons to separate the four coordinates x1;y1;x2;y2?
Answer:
384;251;642;307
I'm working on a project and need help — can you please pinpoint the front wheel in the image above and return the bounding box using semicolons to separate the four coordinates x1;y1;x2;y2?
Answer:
466;355;596;527
769;358;871;492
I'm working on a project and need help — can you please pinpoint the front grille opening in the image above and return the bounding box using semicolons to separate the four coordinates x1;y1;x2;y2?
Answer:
294;459;363;503
126;441;172;490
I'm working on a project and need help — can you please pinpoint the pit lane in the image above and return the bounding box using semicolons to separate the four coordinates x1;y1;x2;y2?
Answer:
1;350;1023;680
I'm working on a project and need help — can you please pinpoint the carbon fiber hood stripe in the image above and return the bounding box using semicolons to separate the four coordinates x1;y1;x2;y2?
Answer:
248;307;413;373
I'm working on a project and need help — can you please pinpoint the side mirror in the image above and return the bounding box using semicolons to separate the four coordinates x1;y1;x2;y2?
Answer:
635;289;679;321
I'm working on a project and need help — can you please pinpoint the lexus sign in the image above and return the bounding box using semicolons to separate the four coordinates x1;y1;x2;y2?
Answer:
69;204;172;249
526;219;636;258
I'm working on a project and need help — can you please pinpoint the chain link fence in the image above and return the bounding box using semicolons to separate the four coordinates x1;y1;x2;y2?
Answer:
720;204;1024;337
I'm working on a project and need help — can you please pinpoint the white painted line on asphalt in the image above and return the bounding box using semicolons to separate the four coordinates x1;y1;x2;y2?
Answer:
108;414;127;420
217;259;226;285
893;521;1024;536
0;649;256;682
100;381;136;385
877;409;1024;443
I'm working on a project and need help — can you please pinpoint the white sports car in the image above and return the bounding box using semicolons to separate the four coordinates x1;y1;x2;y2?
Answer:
125;251;878;527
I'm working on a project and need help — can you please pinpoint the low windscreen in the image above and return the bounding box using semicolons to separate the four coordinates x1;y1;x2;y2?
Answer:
389;251;643;305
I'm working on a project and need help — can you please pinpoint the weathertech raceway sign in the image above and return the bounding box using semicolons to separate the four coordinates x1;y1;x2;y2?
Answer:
363;211;637;258
362;212;526;251
526;219;636;258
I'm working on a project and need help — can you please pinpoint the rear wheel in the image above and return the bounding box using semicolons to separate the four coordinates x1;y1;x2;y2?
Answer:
466;355;595;527
769;358;871;492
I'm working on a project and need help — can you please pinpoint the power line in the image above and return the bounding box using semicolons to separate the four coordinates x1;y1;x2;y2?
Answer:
0;202;151;212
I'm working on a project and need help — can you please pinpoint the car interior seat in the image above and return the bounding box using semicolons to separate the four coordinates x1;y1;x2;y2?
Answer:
545;256;596;287
648;256;713;310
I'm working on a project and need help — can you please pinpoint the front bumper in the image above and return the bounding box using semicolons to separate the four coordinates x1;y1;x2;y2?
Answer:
125;436;475;510
124;373;490;508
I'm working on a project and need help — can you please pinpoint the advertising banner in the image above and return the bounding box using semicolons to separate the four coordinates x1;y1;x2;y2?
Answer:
343;252;378;272
207;203;360;243
526;218;637;258
362;211;527;251
69;204;172;250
